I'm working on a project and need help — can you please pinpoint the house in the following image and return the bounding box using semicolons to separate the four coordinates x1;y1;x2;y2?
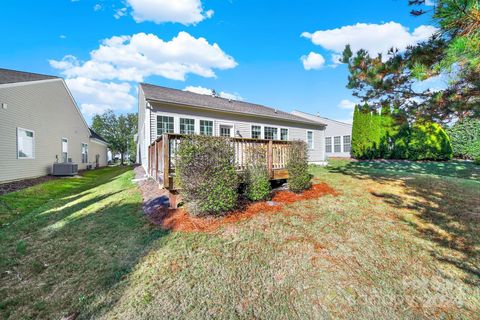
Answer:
0;68;109;183
292;110;352;158
137;83;327;175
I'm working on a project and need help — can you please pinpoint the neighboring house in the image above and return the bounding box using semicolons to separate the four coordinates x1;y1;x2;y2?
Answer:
137;83;327;172
292;110;352;158
0;68;109;183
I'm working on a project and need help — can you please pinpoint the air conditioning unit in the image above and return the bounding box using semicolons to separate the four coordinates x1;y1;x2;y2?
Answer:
52;163;78;176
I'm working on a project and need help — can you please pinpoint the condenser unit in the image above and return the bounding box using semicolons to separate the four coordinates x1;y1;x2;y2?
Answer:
52;163;78;176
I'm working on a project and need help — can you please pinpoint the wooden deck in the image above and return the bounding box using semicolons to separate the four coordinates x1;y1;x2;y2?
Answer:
147;133;291;190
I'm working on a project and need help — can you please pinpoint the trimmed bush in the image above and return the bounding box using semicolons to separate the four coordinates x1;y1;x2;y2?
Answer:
287;140;311;193
447;118;480;159
407;122;453;160
244;145;270;201
175;135;238;215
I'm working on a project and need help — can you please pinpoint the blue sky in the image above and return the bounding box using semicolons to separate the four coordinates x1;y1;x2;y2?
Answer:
0;0;437;124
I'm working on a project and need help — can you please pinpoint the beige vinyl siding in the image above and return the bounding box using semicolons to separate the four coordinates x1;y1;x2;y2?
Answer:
89;140;108;168
146;101;326;163
0;79;107;182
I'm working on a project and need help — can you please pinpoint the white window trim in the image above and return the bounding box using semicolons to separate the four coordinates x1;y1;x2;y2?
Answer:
199;119;214;136
250;124;263;139
156;115;175;136
218;122;235;137
61;137;69;162
280;128;289;141
264;126;279;140
306;130;314;150
325;136;332;153
179;117;195;135
81;142;89;163
343;135;351;153
17;127;35;159
333;136;342;153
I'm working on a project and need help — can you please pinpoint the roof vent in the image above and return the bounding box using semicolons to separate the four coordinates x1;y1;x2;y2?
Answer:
274;109;278;113
228;99;232;103
211;89;218;97
316;112;320;117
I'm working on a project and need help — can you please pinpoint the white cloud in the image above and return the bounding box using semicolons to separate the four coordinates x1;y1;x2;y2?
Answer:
93;4;102;11
425;0;435;6
50;31;237;82
300;52;325;70
66;77;135;116
59;35;67;39
184;86;243;101
302;22;438;59
125;0;213;25
114;7;127;19
337;99;357;110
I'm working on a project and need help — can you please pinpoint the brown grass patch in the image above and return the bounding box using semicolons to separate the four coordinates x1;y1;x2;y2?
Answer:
148;183;338;232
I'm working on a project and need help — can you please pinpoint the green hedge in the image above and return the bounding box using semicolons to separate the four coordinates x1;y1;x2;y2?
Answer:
175;135;238;215
447;118;480;160
407;122;453;160
287;140;311;193
351;104;453;161
244;145;271;201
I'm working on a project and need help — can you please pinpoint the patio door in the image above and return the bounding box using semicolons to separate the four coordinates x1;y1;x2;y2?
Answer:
219;125;233;137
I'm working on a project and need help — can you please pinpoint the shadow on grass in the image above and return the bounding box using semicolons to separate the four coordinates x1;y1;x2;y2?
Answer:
0;167;169;319
327;160;480;285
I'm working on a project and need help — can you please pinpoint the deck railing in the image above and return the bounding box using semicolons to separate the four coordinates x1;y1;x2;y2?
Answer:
148;133;291;189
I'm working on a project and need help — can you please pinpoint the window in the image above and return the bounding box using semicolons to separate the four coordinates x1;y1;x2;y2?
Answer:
17;128;34;159
264;127;278;140
200;120;213;136
343;135;351;153
280;128;288;141
61;138;68;163
325;137;332;153
251;125;261;139
180;118;195;134
157;116;174;136
307;131;314;149
81;143;88;163
334;136;341;153
220;125;232;137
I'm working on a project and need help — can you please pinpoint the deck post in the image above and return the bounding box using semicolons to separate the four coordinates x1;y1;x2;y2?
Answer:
163;134;170;189
267;140;273;178
154;140;159;182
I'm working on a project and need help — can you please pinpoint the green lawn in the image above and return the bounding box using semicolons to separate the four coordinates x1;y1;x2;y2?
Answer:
0;161;479;319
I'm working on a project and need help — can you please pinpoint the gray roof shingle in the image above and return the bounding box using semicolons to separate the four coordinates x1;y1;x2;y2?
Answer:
0;68;59;85
140;83;322;126
89;128;108;144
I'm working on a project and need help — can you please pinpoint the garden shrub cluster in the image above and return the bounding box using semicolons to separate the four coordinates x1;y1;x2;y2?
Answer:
286;140;311;193
244;145;271;201
351;104;453;160
446;118;480;160
175;135;238;216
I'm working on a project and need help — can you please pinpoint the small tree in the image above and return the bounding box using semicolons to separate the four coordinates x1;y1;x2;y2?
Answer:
244;145;270;201
287;140;311;193
175;135;238;215
92;110;137;165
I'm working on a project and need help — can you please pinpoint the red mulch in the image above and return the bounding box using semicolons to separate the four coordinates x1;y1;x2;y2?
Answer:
147;183;338;232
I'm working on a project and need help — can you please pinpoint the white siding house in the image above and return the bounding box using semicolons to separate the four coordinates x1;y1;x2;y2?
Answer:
292;110;353;158
0;68;109;183
137;83;327;172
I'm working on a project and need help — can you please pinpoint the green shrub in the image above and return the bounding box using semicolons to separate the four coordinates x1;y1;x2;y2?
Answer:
175;135;238;215
447;118;480;159
474;156;480;165
244;145;270;201
287;140;311;193
407;122;453;160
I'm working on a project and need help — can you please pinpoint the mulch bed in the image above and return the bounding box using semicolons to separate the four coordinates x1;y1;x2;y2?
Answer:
144;183;338;233
0;175;59;196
